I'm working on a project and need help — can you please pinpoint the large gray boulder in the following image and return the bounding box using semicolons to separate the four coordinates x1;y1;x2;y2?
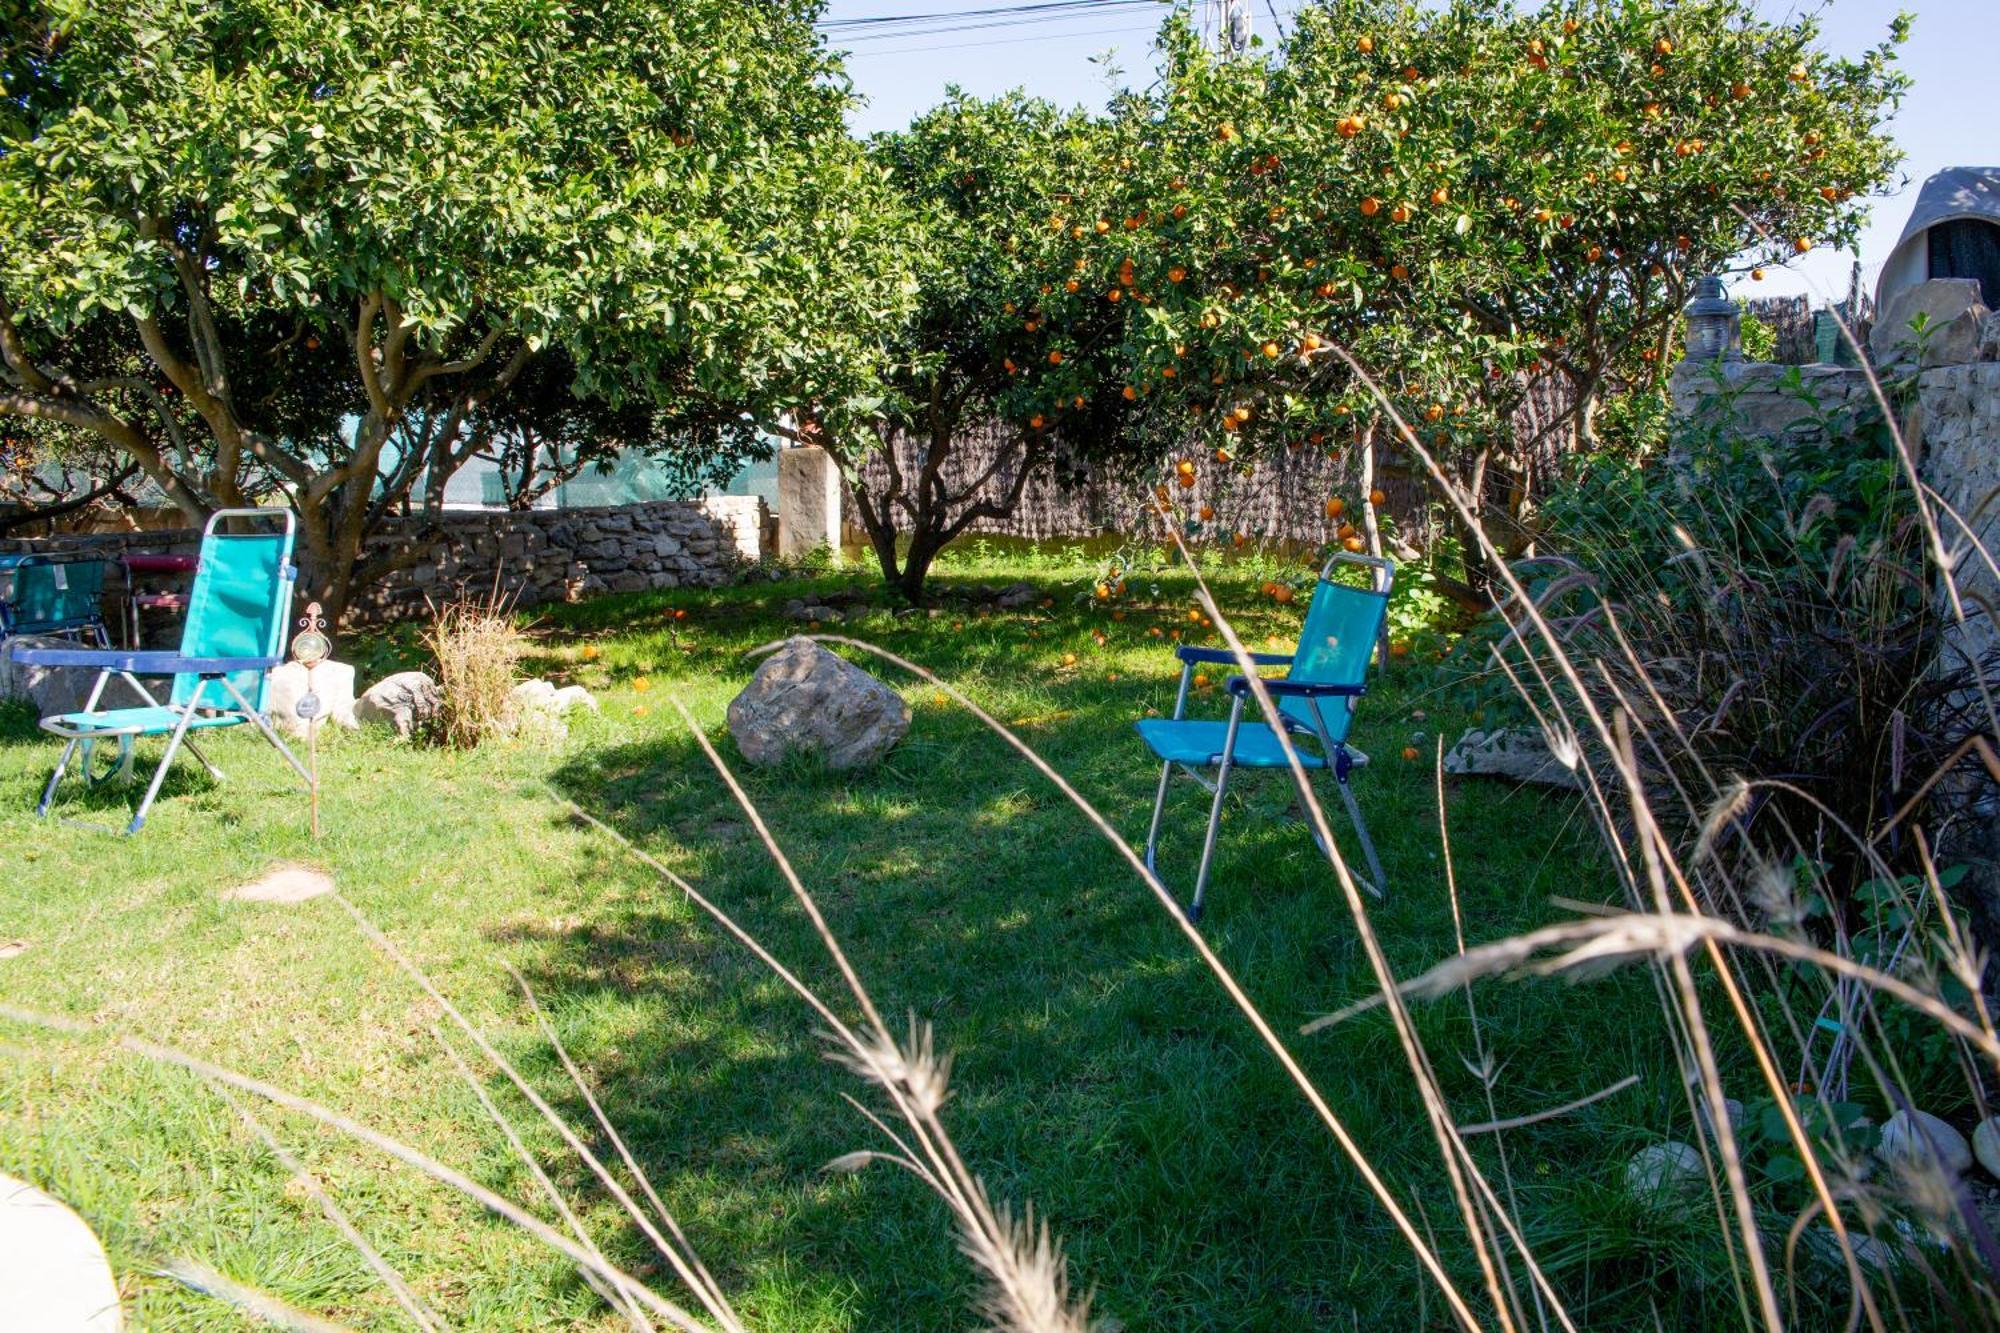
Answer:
727;637;910;770
0;635;152;719
1443;726;1580;789
353;670;440;737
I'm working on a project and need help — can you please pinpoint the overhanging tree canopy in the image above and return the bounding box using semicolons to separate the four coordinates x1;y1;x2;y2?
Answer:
0;0;913;618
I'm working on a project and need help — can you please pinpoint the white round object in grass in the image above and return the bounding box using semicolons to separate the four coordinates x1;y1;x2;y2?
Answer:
1877;1109;1971;1177
0;1173;123;1329
1976;1118;2000;1180
265;660;358;738
225;865;334;904
1624;1141;1704;1206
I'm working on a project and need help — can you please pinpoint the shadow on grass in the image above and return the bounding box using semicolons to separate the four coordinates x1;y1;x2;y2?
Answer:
507;651;1671;1329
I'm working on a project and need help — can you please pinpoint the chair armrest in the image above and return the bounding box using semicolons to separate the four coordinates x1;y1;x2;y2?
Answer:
1176;644;1294;668
7;646;281;674
1226;675;1366;699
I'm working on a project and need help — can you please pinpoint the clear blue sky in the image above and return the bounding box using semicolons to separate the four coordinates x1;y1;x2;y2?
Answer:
825;0;1991;305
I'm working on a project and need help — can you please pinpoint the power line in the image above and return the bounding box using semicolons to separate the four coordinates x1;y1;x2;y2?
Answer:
818;0;1164;39
839;19;1162;58
818;0;1157;26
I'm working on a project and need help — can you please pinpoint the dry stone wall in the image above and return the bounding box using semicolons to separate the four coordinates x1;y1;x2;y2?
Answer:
1;496;766;629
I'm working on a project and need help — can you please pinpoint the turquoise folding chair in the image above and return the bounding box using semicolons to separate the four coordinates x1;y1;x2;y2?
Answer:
0;555;110;646
8;509;310;834
1136;551;1393;920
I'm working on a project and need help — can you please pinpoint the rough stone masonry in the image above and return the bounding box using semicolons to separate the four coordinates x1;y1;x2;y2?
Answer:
0;496;767;630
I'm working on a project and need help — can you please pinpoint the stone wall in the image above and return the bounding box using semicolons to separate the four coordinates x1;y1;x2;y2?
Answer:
0;495;767;630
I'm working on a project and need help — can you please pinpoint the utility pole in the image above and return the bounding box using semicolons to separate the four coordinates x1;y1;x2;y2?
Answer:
1210;0;1251;56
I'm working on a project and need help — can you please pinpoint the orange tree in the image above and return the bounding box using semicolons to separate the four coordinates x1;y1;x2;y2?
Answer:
842;93;1172;600
1;0;911;622
1060;0;1905;594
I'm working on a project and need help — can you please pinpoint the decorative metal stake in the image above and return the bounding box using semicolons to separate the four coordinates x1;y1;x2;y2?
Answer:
290;601;332;839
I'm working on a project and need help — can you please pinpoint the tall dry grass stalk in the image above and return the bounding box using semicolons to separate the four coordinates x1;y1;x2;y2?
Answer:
1298;319;2000;1328
424;591;526;748
9;299;2000;1330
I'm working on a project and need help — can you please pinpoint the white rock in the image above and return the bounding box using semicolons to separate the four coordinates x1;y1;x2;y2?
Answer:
264;660;358;738
1802;1222;1900;1274
509;679;558;711
550;684;599;715
0;1172;122;1329
353;670;440;738
727;637;910;770
1625;1141;1705;1206
1974;1117;2000;1181
1877;1109;1971;1177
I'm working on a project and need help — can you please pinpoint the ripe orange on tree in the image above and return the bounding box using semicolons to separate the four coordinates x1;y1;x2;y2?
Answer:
1360;196;1381;217
1368;488;1386;506
1323;496;1346;519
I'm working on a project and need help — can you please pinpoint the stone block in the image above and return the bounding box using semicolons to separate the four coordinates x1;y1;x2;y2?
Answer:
777;446;842;561
1872;278;1988;366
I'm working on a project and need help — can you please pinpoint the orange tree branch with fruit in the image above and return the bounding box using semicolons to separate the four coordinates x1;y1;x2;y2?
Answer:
1053;0;1906;602
850;93;1182;601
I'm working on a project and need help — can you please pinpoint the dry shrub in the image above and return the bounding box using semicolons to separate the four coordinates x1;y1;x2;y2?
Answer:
424;594;525;749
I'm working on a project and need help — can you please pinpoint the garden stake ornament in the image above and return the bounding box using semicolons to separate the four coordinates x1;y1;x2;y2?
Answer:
290;601;332;838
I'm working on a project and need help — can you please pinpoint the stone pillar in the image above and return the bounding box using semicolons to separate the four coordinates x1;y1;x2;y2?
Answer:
777;445;842;562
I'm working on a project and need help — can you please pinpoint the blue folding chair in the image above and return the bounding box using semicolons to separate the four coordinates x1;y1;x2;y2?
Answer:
7;509;310;834
1136;552;1394;920
0;555;111;646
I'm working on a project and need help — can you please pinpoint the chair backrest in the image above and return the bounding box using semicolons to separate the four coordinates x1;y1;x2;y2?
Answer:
2;557;107;638
1282;552;1393;746
168;510;298;713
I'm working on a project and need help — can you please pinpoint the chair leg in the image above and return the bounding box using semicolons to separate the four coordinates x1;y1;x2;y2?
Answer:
1189;697;1245;922
1334;770;1388;899
219;676;312;788
1143;760;1174;874
128;708;200;835
181;737;226;783
37;739;79;817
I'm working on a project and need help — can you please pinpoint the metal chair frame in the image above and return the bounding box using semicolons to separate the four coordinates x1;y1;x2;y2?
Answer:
1139;551;1393;921
9;510;309;834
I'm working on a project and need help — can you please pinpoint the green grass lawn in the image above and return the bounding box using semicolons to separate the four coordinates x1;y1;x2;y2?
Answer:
0;549;1768;1329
